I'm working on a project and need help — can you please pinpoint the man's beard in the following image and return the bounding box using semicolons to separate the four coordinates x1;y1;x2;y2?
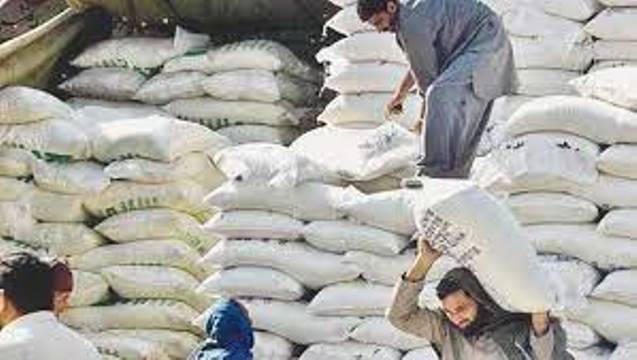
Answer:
455;306;492;338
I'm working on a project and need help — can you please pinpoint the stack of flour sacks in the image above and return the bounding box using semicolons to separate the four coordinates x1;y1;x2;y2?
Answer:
0;85;235;359
199;125;436;359
59;26;319;146
473;66;637;359
199;119;603;359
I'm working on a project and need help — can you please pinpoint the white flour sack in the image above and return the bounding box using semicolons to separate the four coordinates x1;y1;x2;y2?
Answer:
100;265;212;311
0;86;73;124
203;40;318;82
597;145;637;179
203;211;304;241
28;188;88;223
216;125;301;146
68;240;211;280
568;298;637;343
539;256;600;306
571;67;637;111
253;332;294;360
503;6;588;44
589;60;637;73
413;178;555;312
213;143;334;188
474;132;599;193
344;250;458;286
308;281;393;316
24;223;106;256
204;181;349;221
324;61;408;94
591;269;637;307
163;97;300;128
524;224;637;270
81;333;171;360
201;69;317;105
104;152;223;184
242;299;361;345
515;69;579;96
84;180;211;220
349;317;430;351
340;187;419;235
196;266;305;301
32;160;110;195
318;93;420;129
505;192;599;225
593;41;637;62
506;96;637;144
93;209;217;253
302;220;410;255
290;123;418;182
510;36;592;71
200;239;360;289
316;32;406;64
569;347;613;360
325;4;374;35
300;342;401;360
0;148;34;177
568;174;637;209
536;0;601;22
92;115;231;163
562;321;601;350
60;300;201;334
0;118;90;159
0;177;32;202
0;208;32;246
101;329;200;360
68;271;109;308
71;37;191;70
133;71;206;105
59;68;147;101
403;347;440;360
584;8;637;41
598;209;637;239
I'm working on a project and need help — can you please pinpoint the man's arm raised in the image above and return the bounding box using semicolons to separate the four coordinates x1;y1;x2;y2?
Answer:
386;236;447;345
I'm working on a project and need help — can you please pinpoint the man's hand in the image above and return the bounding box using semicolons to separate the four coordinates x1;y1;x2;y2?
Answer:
405;235;441;282
531;312;551;336
417;235;442;263
385;93;406;120
410;119;423;134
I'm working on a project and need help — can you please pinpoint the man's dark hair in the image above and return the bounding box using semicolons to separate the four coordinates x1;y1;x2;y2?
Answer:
357;0;392;22
436;276;465;300
0;252;54;314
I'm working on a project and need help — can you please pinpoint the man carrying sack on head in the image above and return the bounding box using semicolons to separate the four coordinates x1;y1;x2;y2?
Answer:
387;237;573;359
357;0;516;179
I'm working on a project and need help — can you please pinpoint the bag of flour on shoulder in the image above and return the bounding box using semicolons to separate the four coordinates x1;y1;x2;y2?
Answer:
412;178;555;312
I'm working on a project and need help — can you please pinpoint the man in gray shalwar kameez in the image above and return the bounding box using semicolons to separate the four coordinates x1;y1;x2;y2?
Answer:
358;0;516;178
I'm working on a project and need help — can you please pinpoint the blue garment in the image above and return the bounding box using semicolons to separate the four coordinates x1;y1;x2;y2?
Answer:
188;299;254;360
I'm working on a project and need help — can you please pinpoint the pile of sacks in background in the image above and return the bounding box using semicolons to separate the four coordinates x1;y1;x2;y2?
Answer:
0;85;234;359
481;0;637;158
199;121;613;359
473;65;637;359
200;134;441;359
58;27;320;146
473;0;604;155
